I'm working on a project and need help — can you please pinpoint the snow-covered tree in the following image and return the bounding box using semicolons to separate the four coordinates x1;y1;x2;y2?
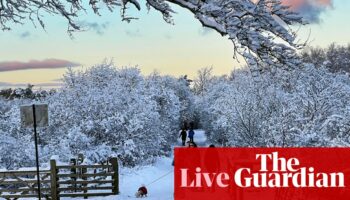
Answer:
1;0;304;70
192;67;214;96
47;64;158;166
45;62;192;166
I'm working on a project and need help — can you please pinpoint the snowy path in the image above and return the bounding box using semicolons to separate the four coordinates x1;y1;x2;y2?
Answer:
59;130;207;200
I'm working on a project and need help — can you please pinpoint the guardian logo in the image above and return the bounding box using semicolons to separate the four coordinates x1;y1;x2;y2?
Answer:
174;148;350;200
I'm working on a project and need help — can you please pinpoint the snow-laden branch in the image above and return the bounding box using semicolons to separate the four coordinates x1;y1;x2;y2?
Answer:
0;0;305;71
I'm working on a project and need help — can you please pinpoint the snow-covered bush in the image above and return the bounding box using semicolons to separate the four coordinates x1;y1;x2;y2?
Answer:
0;98;36;169
44;63;191;166
197;65;350;147
0;63;192;169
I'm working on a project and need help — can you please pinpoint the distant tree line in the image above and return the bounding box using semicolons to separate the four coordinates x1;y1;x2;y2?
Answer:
0;84;55;100
301;43;350;73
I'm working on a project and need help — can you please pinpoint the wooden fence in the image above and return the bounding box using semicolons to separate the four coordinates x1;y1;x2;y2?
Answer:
0;157;119;200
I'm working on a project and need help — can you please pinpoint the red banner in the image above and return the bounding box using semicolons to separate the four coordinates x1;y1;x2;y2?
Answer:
174;148;350;200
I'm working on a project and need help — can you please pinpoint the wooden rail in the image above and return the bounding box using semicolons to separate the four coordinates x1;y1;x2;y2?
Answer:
56;172;114;178
0;169;52;200
0;157;119;200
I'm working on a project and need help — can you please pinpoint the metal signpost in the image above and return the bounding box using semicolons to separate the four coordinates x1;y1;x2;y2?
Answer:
20;104;49;200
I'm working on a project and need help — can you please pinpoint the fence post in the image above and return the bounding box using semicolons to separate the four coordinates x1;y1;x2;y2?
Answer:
110;157;119;195
82;166;87;199
50;159;59;200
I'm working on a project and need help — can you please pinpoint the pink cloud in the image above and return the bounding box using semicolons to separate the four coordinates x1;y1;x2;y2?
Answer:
280;0;333;23
252;0;332;22
0;59;80;72
282;0;332;8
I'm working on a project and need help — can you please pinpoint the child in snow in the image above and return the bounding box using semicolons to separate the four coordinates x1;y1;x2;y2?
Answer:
188;141;197;147
179;128;187;146
135;185;148;198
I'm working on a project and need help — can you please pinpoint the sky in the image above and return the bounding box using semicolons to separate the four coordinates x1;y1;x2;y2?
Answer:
0;0;350;88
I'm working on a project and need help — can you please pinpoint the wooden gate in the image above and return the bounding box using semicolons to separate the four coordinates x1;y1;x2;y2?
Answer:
0;157;119;200
0;170;51;199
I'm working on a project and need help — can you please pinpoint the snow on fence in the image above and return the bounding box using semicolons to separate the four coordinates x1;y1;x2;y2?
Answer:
0;170;51;199
0;157;119;200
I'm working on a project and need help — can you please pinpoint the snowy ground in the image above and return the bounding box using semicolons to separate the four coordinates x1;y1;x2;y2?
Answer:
50;130;207;200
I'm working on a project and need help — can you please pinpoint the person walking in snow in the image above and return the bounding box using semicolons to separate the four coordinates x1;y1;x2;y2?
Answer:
188;128;195;143
179;128;187;146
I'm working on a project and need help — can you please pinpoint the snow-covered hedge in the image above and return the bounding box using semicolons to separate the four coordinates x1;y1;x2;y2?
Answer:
196;65;350;147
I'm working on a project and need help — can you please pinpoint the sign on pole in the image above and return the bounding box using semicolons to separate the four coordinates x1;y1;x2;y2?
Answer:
20;103;49;200
21;104;49;128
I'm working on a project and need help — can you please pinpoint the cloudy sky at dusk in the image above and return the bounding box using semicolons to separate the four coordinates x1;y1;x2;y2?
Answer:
0;0;349;88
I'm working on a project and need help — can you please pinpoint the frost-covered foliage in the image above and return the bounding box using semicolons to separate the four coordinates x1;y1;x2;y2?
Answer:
147;73;195;128
2;61;350;169
1;0;303;70
0;63;192;169
197;65;350;147
0;98;36;169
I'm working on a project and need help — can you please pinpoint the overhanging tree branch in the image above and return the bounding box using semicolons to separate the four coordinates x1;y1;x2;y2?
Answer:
0;0;306;71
